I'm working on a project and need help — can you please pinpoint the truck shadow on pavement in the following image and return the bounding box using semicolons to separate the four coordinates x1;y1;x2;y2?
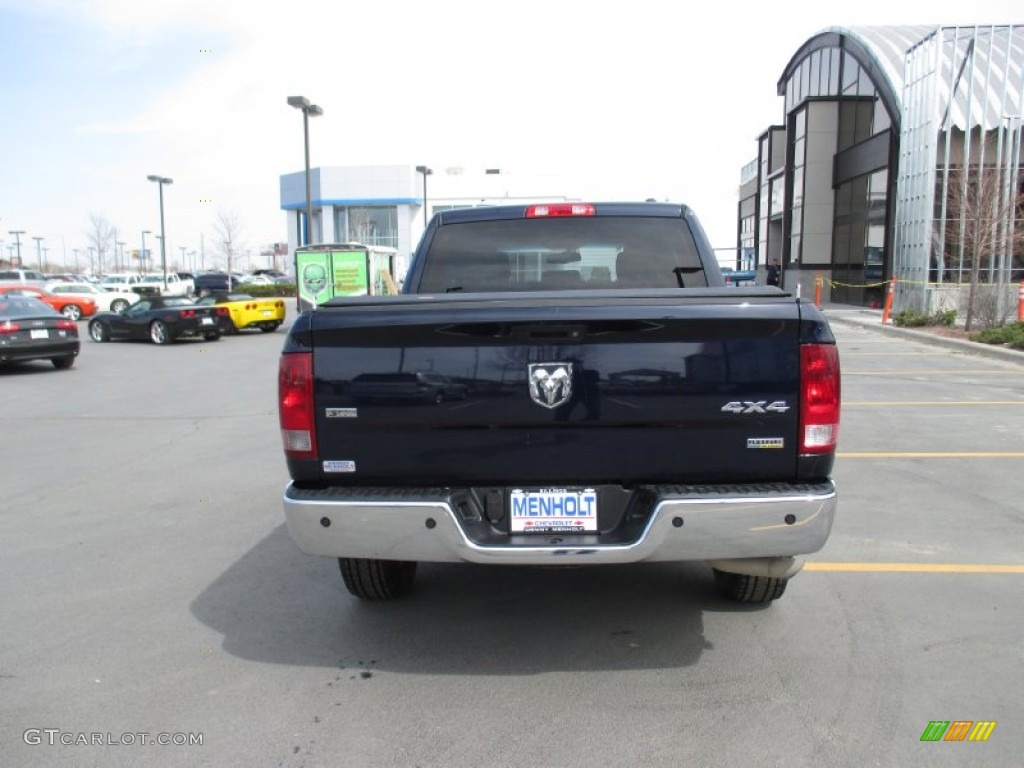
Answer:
190;525;750;675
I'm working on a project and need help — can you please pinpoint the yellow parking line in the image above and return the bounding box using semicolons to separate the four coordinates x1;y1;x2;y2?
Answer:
843;352;950;357
805;562;1024;573
846;370;1024;376
838;452;1024;458
844;401;1024;406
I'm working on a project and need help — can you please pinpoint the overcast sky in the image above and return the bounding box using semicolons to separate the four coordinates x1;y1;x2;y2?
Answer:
0;0;1019;272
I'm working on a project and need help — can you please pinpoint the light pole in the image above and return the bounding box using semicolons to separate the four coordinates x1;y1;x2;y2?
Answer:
8;230;24;266
88;247;96;275
287;96;323;247
147;175;173;290
141;230;151;273
179;246;186;271
416;165;433;228
33;236;44;271
116;241;126;272
224;239;232;290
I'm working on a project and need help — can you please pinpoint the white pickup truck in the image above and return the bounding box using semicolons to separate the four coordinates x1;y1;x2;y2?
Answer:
137;273;195;297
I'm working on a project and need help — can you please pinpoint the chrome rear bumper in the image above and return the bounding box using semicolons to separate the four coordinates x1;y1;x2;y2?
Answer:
283;482;836;567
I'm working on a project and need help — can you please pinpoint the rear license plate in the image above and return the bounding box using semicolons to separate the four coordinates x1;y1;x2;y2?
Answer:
509;488;598;533
262;310;272;316
201;317;214;325
31;329;49;339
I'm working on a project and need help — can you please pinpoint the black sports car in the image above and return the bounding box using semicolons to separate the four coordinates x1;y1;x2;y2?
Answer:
87;296;226;345
0;295;80;369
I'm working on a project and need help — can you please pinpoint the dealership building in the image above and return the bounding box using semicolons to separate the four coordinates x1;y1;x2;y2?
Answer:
737;24;1023;313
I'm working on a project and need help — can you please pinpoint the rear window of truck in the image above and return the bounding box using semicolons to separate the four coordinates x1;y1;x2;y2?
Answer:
418;216;707;293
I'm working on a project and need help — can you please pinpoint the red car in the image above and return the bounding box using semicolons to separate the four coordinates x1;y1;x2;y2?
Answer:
0;285;97;321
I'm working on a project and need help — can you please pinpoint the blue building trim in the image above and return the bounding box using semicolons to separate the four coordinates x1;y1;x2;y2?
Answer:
281;197;421;210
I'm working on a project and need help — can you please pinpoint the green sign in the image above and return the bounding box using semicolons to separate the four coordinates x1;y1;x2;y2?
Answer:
330;251;369;296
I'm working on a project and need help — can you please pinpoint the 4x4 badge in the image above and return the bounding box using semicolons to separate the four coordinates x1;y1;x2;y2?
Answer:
721;400;790;414
528;363;574;409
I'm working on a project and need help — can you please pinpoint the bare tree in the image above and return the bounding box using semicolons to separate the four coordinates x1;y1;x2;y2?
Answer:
211;208;243;277
943;166;1024;331
86;213;116;274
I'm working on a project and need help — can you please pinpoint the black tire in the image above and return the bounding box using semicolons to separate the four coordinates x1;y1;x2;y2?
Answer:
62;304;83;321
88;320;109;342
259;323;280;333
149;320;171;345
110;299;130;313
339;558;417;600
713;569;788;604
203;332;221;341
52;355;75;370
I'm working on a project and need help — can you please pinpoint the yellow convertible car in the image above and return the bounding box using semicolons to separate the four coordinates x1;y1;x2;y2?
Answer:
194;292;286;334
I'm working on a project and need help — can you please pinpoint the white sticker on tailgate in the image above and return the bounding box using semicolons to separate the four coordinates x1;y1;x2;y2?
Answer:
323;460;356;473
509;488;597;533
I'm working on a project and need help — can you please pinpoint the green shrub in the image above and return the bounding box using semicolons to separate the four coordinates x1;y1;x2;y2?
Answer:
892;308;958;328
971;322;1024;349
892;309;930;327
237;282;295;298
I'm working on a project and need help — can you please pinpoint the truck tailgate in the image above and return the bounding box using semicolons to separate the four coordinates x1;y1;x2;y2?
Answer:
298;292;810;486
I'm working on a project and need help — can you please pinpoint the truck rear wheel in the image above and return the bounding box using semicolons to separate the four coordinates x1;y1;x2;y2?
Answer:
713;569;788;603
339;558;417;600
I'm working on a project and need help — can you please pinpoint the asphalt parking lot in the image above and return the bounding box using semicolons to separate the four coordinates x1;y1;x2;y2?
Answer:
1;306;1022;767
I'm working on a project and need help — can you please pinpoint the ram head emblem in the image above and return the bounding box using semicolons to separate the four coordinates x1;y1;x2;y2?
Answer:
528;363;574;409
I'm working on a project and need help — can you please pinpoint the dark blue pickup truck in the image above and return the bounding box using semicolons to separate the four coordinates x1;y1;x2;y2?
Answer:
278;202;840;604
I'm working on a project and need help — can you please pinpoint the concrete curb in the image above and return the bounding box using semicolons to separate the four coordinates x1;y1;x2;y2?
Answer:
823;309;1024;367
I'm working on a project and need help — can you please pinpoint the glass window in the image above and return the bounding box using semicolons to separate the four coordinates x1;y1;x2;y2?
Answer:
346;207;398;249
828;49;840;95
868;169;888;211
794;109;806;140
792;167;804;210
842;53;859;93
770;178;783;214
855;101;873;142
857;68;875;97
810;50;822;96
836;180;852;217
873;100;891;133
417;216;706;292
833;222;850;265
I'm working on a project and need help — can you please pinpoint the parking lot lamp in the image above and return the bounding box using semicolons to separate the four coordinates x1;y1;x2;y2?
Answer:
141;230;151;273
33;236;44;271
7;230;24;266
416;166;433;228
287;96;323;246
146;175;173;290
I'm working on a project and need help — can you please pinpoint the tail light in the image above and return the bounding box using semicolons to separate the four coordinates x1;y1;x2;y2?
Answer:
215;307;229;316
0;321;19;334
799;344;840;454
179;309;196;319
279;352;317;459
57;319;77;332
